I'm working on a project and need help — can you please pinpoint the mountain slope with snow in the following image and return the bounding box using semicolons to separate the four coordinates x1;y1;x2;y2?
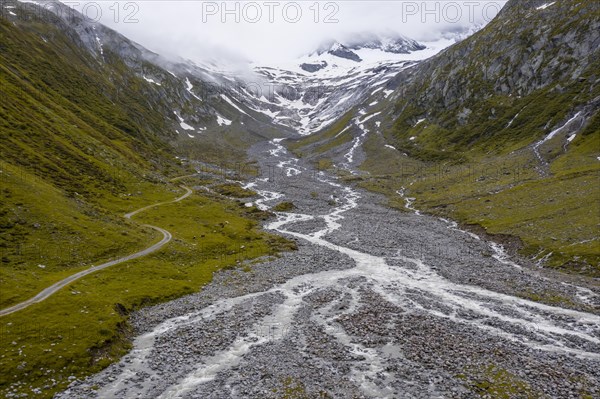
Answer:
236;35;456;136
9;0;295;152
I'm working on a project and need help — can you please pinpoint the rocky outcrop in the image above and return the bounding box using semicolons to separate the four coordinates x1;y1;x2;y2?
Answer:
300;61;328;73
385;0;600;145
346;34;426;54
328;43;362;62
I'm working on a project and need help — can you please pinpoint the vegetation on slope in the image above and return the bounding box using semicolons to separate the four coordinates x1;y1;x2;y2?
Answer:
0;181;293;398
287;110;356;157
0;4;296;398
0;6;182;308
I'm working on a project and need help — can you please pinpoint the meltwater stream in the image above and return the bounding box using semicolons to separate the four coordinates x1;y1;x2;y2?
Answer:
61;139;600;399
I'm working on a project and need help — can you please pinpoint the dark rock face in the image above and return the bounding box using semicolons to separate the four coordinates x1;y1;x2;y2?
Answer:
313;35;426;61
388;0;600;129
328;44;363;62
300;61;328;73
347;36;426;54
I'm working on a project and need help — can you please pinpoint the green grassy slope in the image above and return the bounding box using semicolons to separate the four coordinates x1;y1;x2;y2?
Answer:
0;6;296;398
0;10;182;307
0;184;292;398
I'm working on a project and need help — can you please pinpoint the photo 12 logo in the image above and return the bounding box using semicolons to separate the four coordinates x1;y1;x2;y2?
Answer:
22;1;142;24
201;1;340;23
400;1;504;23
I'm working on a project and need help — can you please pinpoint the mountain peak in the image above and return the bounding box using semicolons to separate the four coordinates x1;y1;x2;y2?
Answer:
311;33;426;63
345;33;427;54
326;42;362;62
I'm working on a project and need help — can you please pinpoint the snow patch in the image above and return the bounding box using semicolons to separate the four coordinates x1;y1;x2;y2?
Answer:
248;105;279;119
173;112;195;131
533;111;582;164
506;110;523;128
185;78;201;100
220;94;248;115
179;122;194;131
143;76;161;86
216;115;232;126
92;26;103;56
95;36;103;55
536;2;556;10
334;125;351;138
336;94;353;105
357;112;381;125
312;116;339;133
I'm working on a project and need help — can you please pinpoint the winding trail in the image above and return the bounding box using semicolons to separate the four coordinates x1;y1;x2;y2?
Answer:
0;185;193;317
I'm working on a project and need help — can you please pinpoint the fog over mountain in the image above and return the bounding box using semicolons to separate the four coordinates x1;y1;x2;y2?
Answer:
70;0;508;64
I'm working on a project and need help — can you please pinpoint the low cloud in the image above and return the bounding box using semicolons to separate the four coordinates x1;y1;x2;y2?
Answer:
69;1;508;64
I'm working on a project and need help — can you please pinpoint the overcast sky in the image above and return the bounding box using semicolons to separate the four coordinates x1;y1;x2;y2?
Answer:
68;1;508;64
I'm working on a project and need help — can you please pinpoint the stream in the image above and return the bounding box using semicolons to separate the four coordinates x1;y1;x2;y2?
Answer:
59;139;600;399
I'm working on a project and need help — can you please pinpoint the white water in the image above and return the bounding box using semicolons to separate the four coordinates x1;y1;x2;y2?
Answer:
154;161;599;397
94;140;600;398
397;187;421;216
342;112;381;173
533;111;582;165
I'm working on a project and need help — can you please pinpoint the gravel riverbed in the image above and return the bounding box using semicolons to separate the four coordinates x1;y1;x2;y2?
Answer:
58;139;600;399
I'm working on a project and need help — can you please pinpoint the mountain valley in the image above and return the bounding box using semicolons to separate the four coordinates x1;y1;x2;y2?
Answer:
1;0;599;398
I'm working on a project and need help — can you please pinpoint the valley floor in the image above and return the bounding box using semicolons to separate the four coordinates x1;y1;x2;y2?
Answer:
57;139;600;398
